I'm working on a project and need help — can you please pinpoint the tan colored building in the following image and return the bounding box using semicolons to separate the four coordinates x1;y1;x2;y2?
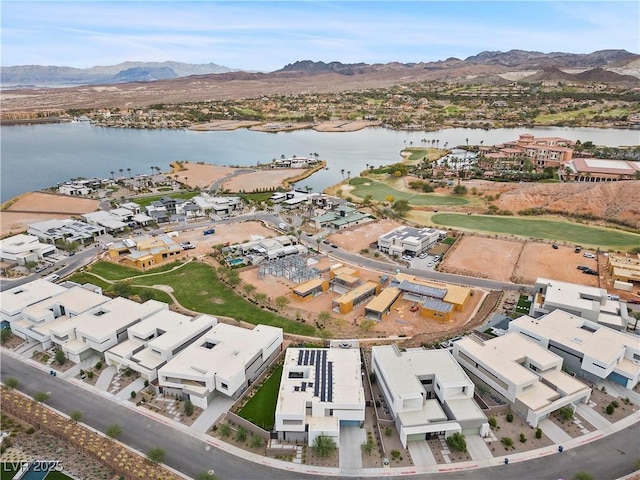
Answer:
608;254;640;285
332;281;380;314
392;273;471;317
292;278;330;301
364;287;401;321
108;234;184;270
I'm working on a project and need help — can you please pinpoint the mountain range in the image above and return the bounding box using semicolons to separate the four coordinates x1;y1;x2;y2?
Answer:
1;50;638;88
0;61;234;87
1;50;638;112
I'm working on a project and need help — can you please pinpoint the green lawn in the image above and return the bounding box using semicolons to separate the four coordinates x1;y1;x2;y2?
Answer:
74;262;316;335
431;213;640;250
132;192;199;209
237;365;283;430
88;261;183;280
516;294;532;314
349;177;468;206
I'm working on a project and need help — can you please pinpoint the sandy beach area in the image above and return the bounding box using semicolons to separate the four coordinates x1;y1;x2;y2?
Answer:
170;162;236;189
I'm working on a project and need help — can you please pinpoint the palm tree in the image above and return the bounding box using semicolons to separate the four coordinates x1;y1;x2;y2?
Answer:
127;168;131;178
341;168;345;179
110;170;115;179
119;168;124;177
347;171;351;178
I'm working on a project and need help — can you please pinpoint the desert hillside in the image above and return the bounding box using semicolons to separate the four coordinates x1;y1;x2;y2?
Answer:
491;181;640;228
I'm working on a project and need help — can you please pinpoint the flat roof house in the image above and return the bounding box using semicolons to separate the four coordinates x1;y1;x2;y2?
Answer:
11;284;108;349
105;311;217;381
49;297;167;363
1;279;68;328
158;323;283;408
453;333;591;428
0;234;56;265
372;345;488;448
275;347;365;446
530;277;629;331
510;310;640;390
28;219;105;245
378;226;440;257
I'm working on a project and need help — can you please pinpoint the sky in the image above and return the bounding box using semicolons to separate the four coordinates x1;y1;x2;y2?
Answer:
1;1;639;72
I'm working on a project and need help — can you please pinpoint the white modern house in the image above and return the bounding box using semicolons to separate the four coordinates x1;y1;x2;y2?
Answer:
371;345;488;448
192;193;241;215
28;219;105;245
453;333;591;428
49;297;167;363
275;347;365;446
105;311;217;381
0;234;56;265
377;226;440;257
1;279;68;328
81;211;128;233
158;323;283;408
530;277;630;331
510;310;640;390
10;284;108;349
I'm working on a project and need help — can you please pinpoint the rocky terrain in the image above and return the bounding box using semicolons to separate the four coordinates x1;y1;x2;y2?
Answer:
2;49;638;112
488;181;640;228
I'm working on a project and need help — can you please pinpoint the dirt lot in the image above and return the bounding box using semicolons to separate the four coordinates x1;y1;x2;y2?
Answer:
440;234;600;286
512;241;599;286
172;220;278;257
440;236;523;282
326;219;403;253
170;162;235;189
222;168;305;192
1;192;100;237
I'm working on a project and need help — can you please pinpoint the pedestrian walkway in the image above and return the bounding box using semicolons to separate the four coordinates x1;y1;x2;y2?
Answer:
339;426;366;470
539;418;572;444
466;434;493;461
408;440;437;466
576;404;611;430
191;396;235;433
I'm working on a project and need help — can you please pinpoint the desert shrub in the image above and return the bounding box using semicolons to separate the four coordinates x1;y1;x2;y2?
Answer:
489;416;497;428
606;403;615;415
446;432;467;452
535;428;542;439
519;433;526;443
501;437;513;447
506;412;513;423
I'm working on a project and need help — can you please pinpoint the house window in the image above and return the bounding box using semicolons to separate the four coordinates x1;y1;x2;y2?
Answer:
221;382;228;389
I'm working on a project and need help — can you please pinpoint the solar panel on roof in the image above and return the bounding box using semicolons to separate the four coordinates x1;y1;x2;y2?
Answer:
301;382;306;392
304;350;310;365
297;350;303;365
310;350;316;364
327;361;333;403
398;280;447;299
314;356;320;397
320;350;327;402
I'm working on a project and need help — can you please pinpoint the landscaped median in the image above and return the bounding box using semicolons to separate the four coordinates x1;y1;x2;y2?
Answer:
1;388;181;480
68;261;317;336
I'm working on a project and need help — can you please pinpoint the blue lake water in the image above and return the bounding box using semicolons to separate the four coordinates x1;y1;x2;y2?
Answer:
1;122;638;202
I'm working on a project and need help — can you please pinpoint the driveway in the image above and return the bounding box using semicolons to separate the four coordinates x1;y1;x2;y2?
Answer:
408;440;437;466
339;425;366;470
95;365;116;391
538;418;572;444
576;404;612;430
192;396;235;433
465;434;493;461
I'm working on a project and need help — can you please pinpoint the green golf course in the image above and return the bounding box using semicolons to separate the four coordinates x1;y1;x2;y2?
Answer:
348;177;468;206
431;213;640;250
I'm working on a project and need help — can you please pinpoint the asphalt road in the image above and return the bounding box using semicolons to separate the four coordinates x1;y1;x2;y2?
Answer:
2;355;638;480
